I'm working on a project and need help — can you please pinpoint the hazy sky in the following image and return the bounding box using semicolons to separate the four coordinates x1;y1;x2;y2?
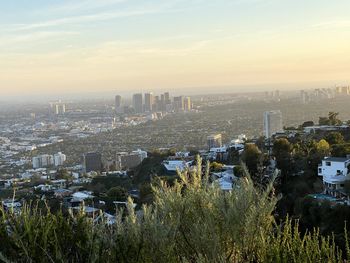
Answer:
1;0;350;98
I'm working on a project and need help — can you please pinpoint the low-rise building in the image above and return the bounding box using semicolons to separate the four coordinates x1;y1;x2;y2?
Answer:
162;160;194;174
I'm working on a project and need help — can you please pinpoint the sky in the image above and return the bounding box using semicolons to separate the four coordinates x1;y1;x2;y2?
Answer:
1;0;350;99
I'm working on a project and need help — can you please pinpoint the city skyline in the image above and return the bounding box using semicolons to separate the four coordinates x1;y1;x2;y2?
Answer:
1;0;350;99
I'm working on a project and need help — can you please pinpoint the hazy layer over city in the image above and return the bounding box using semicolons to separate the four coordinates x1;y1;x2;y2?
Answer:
1;0;350;100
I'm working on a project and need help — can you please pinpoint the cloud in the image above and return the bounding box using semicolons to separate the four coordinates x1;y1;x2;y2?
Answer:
312;20;350;29
0;31;79;47
42;0;128;13
8;8;164;31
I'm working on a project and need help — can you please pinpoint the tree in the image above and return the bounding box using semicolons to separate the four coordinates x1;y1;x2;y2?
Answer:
326;132;344;145
319;112;342;126
315;139;330;156
210;162;224;172
241;143;262;176
331;143;350;157
328;112;342;125
107;186;127;201
233;165;244;177
302;121;314;128
273;138;293;174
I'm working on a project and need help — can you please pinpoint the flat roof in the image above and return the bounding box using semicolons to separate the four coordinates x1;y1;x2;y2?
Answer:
324;157;350;162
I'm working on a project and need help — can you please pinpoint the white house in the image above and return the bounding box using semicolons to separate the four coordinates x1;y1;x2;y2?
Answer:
162;160;193;174
318;157;350;197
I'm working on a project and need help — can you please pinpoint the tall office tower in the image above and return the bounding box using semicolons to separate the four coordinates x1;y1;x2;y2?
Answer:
263;110;283;138
207;134;223;150
132;93;143;113
144;92;154;112
153;95;160;111
184;97;192;111
54;152;67;167
82;152;102;173
173;96;184;112
159;94;165;111
300;90;309;104
164;92;170;103
115;95;122;113
50;100;66;115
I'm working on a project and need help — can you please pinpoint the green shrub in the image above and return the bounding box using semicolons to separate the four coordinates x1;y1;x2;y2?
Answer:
0;157;348;262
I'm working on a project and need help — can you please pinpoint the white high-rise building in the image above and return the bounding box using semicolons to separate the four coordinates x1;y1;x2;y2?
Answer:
54;152;67;167
263;110;283;138
32;154;54;169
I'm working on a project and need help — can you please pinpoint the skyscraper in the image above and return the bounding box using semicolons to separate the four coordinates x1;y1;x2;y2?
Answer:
115;95;123;113
184;97;191;111
263;110;283;138
50;100;66;115
132;93;143;113
164;92;170;103
173;96;184;112
144;92;154;112
115;95;122;108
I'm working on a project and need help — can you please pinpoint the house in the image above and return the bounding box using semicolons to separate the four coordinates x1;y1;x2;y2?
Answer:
318;157;350;198
212;165;237;191
2;200;22;213
162;160;193;175
54;188;73;198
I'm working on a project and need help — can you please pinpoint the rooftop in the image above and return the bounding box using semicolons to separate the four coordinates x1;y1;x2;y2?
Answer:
324;157;350;162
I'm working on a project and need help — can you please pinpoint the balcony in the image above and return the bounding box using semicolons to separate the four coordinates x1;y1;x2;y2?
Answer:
323;174;350;184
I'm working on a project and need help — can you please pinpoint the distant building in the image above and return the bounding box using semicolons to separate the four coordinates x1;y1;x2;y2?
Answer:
54;152;66;167
132;93;143;113
32;154;54;169
207;134;223;150
263;110;283;138
144;93;154;112
115;95;123;113
115;149;147;170
164;92;170;103
336;86;350;95
50;100;66;115
82;152;102;173
173;96;184;112
184;97;192;111
162;160;193;175
318;156;350;198
300;90;309;104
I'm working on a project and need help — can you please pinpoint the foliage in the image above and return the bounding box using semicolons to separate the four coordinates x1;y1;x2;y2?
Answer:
315;139;331;155
331;143;350;157
319;112;342;126
241;143;262;175
107;186;127;201
301;121;314;127
210;161;224;172
326;132;345;145
0;158;349;262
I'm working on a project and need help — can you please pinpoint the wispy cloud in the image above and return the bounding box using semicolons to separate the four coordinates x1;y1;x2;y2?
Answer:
8;8;164;31
0;31;78;47
312;20;350;29
41;0;128;13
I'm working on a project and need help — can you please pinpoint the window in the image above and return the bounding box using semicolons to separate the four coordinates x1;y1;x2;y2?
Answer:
318;168;322;173
340;184;345;187
326;161;331;166
337;170;341;175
